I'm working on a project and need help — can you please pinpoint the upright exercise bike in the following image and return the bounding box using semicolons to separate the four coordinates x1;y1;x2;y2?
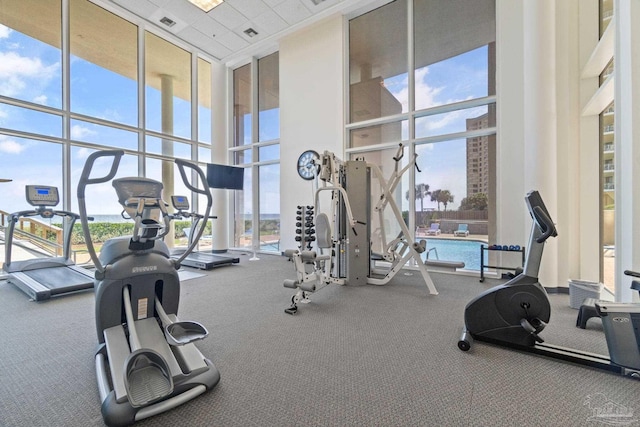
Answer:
458;190;640;379
77;150;220;426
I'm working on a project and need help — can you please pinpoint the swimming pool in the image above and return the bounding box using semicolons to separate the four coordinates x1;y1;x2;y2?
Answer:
419;238;485;271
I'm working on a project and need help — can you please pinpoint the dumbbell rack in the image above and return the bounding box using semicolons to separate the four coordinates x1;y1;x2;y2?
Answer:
295;205;315;250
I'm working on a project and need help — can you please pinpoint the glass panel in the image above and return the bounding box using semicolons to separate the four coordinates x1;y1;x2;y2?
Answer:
234;149;252;165
1;139;62;216
259;164;280;252
70;0;137;126
145;32;191;139
69;146;139;214
349;0;407;123
259;144;279;162
601;101;615;293
233;64;252;146
350;120;407;148
70;119;137;150
146;136;192;160
233;167;252;249
198;58;212;144
258;53;279;141
414;0;495;110
0;0;62;108
145;157;192;249
0;102;62;137
198;146;211;163
415;105;492;139
600;0;613;38
599;59;613;86
413;138;491;270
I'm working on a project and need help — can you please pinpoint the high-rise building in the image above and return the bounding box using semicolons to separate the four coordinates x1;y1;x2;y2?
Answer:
466;113;490;197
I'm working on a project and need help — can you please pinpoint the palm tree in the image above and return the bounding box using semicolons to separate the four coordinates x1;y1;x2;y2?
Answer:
430;189;441;211
438;190;454;211
405;183;430;213
430;189;455;211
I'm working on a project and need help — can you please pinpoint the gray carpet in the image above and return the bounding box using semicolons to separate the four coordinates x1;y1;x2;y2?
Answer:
0;252;637;427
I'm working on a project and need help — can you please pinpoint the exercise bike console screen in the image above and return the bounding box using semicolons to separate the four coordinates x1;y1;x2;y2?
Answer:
525;190;556;236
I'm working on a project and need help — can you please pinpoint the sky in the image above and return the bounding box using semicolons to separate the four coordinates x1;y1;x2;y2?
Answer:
0;19;490;220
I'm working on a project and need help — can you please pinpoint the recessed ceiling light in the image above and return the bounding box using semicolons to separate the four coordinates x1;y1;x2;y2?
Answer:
187;0;224;13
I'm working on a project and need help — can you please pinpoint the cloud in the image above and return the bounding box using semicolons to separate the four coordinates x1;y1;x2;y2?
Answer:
0;24;11;39
0;51;59;99
0;136;25;154
32;95;48;104
70;124;97;140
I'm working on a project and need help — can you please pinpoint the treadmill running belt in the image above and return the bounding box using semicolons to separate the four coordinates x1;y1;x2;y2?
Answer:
25;266;93;292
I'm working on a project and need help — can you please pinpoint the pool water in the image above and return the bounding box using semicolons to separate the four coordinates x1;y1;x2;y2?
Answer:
419;239;485;270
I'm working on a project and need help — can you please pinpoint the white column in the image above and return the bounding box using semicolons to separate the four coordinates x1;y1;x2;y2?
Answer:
161;74;175;248
211;61;229;252
522;0;559;288
614;0;640;302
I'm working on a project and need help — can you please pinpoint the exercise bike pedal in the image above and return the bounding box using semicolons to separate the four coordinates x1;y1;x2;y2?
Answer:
284;305;298;315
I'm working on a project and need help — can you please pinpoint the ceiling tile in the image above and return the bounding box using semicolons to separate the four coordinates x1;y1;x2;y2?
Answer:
177;26;232;59
207;2;249;29
299;0;343;13
274;0;312;25
226;0;270;20
215;30;251;51
262;0;288;7
148;8;189;33
111;0;160;19
146;0;171;7
162;1;205;24
252;10;288;34
191;14;231;37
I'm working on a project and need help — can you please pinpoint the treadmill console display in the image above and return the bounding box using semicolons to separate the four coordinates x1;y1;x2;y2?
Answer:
171;195;190;211
25;185;59;207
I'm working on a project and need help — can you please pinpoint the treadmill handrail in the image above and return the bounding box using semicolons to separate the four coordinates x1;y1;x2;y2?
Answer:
4;208;90;268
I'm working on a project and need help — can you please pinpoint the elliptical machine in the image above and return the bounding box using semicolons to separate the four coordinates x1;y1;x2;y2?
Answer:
77;150;220;426
458;190;640;379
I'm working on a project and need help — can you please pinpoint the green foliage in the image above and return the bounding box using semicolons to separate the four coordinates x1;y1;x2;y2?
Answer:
64;220;199;244
459;193;488;211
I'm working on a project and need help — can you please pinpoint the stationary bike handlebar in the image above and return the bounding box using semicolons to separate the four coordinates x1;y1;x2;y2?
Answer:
532;206;558;244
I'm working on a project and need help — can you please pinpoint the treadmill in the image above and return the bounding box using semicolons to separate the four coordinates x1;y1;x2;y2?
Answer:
3;185;94;301
170;195;239;270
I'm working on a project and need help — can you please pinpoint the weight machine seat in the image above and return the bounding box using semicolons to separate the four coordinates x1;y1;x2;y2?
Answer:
576;298;600;329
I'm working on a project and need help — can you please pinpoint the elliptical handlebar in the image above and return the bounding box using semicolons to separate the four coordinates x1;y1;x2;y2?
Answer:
173;159;213;266
77;150;124;273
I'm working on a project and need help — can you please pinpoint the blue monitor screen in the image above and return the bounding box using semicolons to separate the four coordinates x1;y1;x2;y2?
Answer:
206;164;245;190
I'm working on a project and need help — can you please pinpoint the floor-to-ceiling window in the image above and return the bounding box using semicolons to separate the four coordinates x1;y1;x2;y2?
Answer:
231;52;280;253
347;0;496;272
599;0;615;293
0;0;216;267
